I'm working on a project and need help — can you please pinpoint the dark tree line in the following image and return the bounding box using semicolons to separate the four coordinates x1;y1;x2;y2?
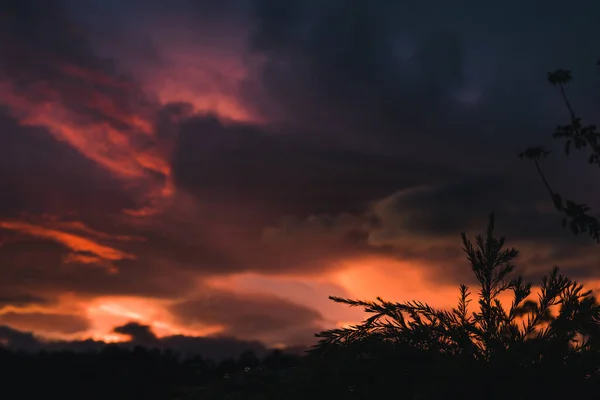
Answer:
0;345;301;399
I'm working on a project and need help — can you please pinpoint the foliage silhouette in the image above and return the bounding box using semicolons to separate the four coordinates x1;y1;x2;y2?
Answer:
308;214;600;399
520;62;600;242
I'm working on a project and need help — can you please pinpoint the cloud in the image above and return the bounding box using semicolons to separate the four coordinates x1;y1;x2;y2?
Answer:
1;0;600;352
0;295;50;308
170;289;324;346
0;111;138;218
113;321;158;345
0;0;172;215
172;115;457;219
0;233;199;300
365;174;600;284
0;220;135;269
369;173;552;239
0;312;89;335
68;0;258;123
241;0;600;176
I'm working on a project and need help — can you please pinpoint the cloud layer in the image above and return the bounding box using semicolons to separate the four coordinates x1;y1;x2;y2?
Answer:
1;0;600;351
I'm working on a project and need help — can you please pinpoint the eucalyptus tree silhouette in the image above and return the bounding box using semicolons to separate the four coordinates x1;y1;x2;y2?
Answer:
309;214;600;399
520;61;600;242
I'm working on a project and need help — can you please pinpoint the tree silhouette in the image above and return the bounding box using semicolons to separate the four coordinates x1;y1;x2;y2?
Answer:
310;214;600;398
0;343;304;399
520;62;600;242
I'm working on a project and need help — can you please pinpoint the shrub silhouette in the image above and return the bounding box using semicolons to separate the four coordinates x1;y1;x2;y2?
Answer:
307;214;600;399
520;61;600;242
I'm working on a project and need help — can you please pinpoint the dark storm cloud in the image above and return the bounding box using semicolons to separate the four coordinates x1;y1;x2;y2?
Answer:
243;0;600;167
172;115;457;219
1;0;91;77
1;0;151;113
365;173;600;284
0;294;49;308
170;290;324;341
0;312;89;334
373;173;561;238
68;0;585;163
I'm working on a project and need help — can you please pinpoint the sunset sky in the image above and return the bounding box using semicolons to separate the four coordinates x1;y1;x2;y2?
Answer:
1;0;600;356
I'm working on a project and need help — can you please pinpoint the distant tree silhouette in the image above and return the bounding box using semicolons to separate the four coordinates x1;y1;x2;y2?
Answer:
0;343;303;399
520;61;600;242
309;214;600;399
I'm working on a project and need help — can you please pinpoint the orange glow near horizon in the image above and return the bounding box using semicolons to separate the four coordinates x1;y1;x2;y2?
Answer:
206;256;576;336
330;256;461;309
204;256;466;330
1;260;597;345
83;296;225;341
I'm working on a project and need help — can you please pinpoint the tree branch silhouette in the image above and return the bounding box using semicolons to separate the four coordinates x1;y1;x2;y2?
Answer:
520;64;600;242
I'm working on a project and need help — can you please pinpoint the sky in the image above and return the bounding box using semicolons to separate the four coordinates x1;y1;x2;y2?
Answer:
1;0;600;357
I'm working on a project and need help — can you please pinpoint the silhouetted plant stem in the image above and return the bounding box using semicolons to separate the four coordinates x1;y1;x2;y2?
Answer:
533;159;555;198
520;66;600;242
559;83;576;120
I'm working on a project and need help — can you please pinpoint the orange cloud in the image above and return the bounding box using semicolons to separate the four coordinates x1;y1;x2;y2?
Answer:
203;256;482;344
206;272;365;331
62;254;118;274
129;35;260;124
0;311;89;335
0;73;172;213
0;221;134;271
38;219;144;242
329;256;460;308
122;206;161;218
13;96;164;178
207;256;482;332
